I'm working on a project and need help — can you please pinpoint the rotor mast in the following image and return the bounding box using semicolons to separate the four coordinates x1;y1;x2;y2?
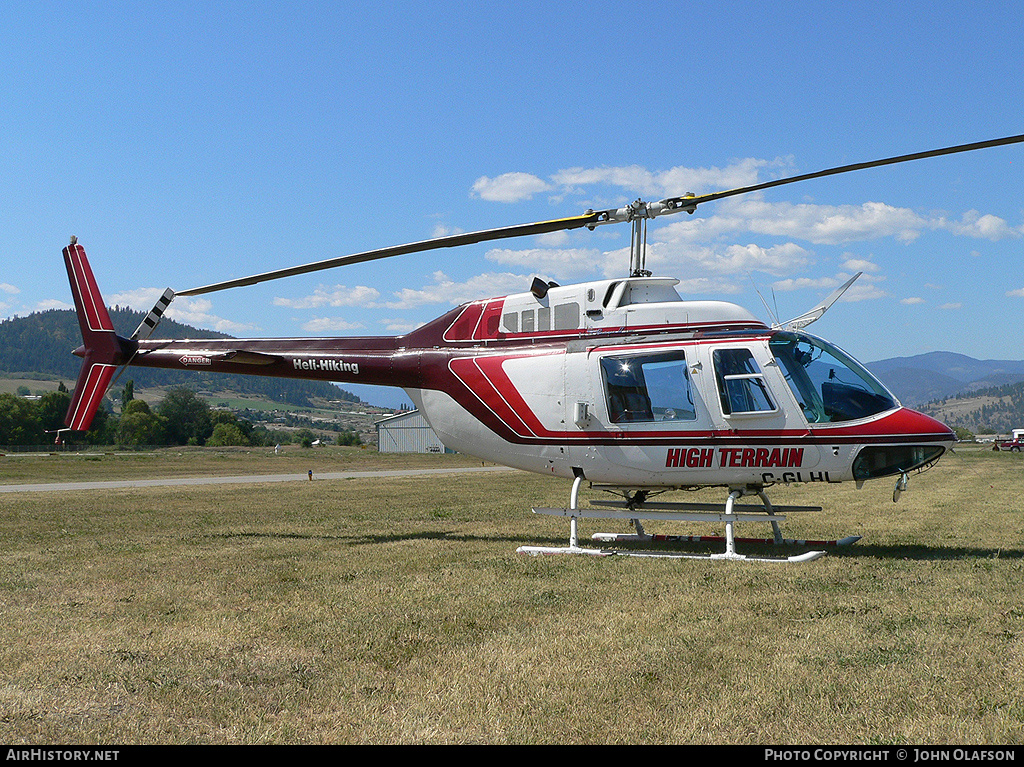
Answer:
585;196;699;277
629;201;650;277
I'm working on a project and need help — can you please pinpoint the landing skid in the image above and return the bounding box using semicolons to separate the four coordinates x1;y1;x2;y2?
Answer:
516;478;859;563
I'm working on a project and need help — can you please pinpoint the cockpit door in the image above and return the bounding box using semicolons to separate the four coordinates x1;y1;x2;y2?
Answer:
696;339;808;435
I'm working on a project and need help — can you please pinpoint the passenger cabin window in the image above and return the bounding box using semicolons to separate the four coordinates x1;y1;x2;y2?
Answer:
769;332;896;423
553;302;580;330
713;348;776;415
602;351;697;424
538;307;550;331
522;309;535;333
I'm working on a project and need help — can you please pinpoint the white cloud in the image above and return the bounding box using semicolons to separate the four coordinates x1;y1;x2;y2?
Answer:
772;276;841;292
484;247;603;281
108;287;170;311
647;197;928;250
534;230;570;247
901;297;925;305
168;297;257;334
643;240;813;280
108;288;256;334
842;258;881;273
549;157;788;199
720;198;928;245
300;317;366;333
841;282;888;302
431;224;465;238
672;276;745;295
379;318;424;333
941;211;1020;240
712;242;813;275
471;173;552;203
0;283;19;294
273;285;381;309
471;157;790;206
775;270;887;303
35;299;73;311
385;271;531;309
939;302;963;310
1007;288;1024;298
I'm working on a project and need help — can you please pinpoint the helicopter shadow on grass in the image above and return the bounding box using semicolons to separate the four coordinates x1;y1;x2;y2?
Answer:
826;541;1024;562
203;528;548;548
202;529;1024;562
501;535;1024;563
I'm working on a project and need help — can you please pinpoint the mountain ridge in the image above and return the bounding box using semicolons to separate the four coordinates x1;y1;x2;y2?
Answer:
867;351;1024;407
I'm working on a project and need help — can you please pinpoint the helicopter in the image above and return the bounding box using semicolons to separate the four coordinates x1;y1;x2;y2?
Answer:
61;133;1024;562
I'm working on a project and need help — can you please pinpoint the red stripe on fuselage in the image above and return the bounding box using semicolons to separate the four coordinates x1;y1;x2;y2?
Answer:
445;349;952;447
448;353;549;438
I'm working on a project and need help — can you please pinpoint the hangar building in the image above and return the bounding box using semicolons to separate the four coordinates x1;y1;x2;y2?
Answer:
375;409;452;454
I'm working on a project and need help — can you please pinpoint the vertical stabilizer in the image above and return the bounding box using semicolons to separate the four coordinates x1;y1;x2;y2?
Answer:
62;239;122;431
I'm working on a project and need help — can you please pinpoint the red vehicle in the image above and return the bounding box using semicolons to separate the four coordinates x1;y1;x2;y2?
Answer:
997;439;1024;452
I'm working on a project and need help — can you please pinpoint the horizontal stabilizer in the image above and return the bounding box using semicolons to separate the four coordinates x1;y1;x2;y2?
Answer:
66;360;117;431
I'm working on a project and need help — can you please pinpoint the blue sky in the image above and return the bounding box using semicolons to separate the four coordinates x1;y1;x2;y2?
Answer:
2;1;1023;407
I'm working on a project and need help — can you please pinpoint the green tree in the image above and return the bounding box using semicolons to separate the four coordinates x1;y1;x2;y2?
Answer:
953;426;975;442
36;391;71;434
206;422;249;446
84;401;115;445
115;399;166;446
294;428;315;448
157;388;212;445
336;429;362;446
0;392;44;445
210;410;261;445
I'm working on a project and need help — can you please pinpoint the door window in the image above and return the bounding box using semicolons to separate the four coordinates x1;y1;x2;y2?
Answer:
712;348;776;415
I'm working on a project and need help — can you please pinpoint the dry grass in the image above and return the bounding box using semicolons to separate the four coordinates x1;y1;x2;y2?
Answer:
1;445;1023;744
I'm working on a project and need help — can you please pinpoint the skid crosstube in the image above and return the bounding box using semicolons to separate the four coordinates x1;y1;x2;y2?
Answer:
517;478;857;563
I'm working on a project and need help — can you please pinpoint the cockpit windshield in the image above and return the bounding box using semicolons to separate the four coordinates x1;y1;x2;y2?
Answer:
769;332;897;423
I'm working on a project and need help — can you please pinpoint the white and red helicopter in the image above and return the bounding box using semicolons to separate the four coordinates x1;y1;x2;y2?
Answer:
62;134;1024;562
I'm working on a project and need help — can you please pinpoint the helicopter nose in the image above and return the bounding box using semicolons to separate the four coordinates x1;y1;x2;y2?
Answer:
851;408;956;481
899;408;956;441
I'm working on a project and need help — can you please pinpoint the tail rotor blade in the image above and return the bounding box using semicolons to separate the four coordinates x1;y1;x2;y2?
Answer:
132;288;175;340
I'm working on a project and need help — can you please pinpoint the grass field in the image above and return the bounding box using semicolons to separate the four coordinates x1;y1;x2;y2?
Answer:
1;444;1023;744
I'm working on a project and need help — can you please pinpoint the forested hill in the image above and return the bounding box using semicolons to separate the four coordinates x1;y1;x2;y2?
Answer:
0;308;362;407
919;379;1024;436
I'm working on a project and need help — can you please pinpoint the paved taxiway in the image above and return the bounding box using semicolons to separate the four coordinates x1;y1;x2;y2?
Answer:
0;465;514;493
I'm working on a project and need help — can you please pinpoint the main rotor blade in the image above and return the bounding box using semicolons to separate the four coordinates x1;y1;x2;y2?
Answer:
179;132;1024;297
662;133;1024;210
178;211;602;296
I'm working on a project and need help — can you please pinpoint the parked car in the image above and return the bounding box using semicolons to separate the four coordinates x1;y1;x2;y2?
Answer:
996;438;1024;452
